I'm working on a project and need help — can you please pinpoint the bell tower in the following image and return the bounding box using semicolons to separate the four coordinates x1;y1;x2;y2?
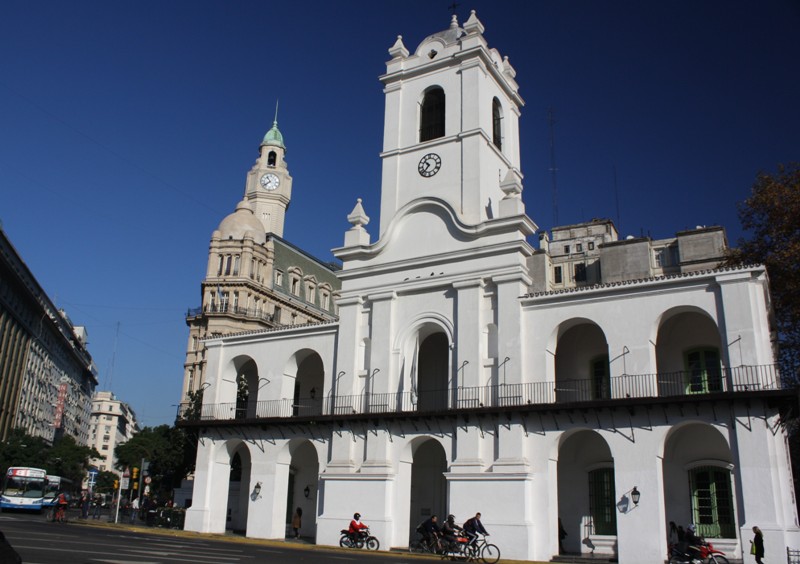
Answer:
378;11;525;234
244;111;293;236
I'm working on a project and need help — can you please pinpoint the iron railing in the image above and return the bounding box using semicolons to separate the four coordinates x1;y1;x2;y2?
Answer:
176;364;786;422
186;303;274;323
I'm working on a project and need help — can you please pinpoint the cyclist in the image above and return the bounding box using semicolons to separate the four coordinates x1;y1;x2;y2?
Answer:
463;512;489;546
441;514;464;552
417;514;442;551
348;512;369;543
54;491;69;521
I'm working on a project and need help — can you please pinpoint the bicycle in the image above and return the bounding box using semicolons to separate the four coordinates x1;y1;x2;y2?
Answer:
409;534;444;555
46;504;68;523
464;534;500;564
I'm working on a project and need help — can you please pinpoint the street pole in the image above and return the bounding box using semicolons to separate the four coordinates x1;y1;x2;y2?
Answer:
114;481;121;524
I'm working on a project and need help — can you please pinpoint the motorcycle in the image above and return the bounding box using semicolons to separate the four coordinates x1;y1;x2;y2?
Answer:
339;527;380;551
668;540;729;564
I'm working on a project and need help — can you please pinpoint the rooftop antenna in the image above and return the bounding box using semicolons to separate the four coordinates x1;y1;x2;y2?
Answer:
548;108;559;226
273;100;279;124
613;165;621;232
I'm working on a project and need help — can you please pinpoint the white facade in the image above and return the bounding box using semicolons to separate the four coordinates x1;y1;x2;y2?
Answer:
181;12;799;563
88;391;139;474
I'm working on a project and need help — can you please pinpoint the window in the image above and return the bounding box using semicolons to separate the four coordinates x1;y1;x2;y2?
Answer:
575;263;587;282
321;292;330;310
224;255;232;275
275;270;283;286
420;87;445;142
591;355;610;399
305;283;315;304
588;468;617;535
250;258;257;279
588;241;595;251
267;151;277;167
564;245;570;254
492;98;503;150
233;292;239;309
685;348;722;393
220;292;229;312
191;336;198;351
291;278;299;296
690;466;735;538
576;243;583;252
101;445;109;451
217;255;224;276
233;255;240;276
274;306;282;323
554;266;563;284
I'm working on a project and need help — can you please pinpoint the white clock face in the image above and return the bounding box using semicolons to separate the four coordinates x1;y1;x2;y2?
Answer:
260;173;280;191
418;153;441;177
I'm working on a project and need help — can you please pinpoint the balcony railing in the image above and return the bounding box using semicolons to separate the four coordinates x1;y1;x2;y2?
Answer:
176;364;787;423
186;303;275;323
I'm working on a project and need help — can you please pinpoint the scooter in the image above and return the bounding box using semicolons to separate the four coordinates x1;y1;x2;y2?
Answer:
668;541;729;564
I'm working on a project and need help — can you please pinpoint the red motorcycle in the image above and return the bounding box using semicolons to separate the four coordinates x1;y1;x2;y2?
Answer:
668;540;729;564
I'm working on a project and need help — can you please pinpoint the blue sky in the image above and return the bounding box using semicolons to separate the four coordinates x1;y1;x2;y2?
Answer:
2;1;798;427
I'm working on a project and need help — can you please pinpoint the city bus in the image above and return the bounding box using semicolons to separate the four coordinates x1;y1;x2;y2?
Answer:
43;475;73;507
0;467;48;511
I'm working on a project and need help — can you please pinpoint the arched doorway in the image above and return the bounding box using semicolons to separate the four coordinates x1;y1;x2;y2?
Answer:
417;333;449;411
557;430;616;557
284;350;324;416
662;423;736;540
409;439;448;538
226;443;253;534
656;309;723;395
233;357;258;418
285;440;320;540
555;321;610;402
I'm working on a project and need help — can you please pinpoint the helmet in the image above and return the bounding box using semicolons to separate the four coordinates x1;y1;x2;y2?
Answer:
354;513;361;520
687;524;696;533
447;514;455;522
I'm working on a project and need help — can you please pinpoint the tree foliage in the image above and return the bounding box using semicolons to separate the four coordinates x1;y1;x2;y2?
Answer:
115;425;194;495
728;163;800;380
0;429;100;486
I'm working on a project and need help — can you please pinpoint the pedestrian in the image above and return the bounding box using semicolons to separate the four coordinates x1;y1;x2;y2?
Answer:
558;518;567;554
130;496;140;524
92;494;102;519
751;526;764;564
80;491;90;519
292;507;302;539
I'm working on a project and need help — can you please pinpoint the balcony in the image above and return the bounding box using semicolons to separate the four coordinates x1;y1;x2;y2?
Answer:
186;303;275;324
176;364;789;424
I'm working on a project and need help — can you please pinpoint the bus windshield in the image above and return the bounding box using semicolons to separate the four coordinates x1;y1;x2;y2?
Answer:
2;468;46;498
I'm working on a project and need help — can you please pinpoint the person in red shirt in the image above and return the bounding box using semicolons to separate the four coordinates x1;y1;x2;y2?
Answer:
348;512;368;541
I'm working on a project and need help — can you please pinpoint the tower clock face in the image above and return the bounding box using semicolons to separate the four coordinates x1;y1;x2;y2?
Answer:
418;153;441;177
260;173;280;190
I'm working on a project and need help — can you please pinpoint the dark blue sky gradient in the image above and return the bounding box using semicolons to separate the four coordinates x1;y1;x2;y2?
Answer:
2;1;798;425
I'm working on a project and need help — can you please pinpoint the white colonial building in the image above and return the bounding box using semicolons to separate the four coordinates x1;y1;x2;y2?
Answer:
180;12;799;563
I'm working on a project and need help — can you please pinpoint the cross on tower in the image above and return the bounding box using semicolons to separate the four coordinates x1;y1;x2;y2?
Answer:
448;2;460;16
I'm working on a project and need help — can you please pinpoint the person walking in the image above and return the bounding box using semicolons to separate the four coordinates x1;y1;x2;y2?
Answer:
130;496;140;524
291;507;302;539
751;526;765;564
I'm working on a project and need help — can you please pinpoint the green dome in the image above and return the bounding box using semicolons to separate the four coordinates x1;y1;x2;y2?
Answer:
261;120;285;149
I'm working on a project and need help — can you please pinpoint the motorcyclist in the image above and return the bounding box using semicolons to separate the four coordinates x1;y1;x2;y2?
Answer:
348;512;369;542
441;514;464;551
685;524;704;563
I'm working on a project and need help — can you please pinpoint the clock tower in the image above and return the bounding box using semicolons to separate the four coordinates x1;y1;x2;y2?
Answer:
377;11;525;234
244;118;293;236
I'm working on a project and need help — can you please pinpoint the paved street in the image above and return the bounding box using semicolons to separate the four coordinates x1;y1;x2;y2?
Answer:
0;512;430;564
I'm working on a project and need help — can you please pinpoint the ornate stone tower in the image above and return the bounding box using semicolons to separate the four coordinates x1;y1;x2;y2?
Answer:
244;117;293;236
377;11;525;234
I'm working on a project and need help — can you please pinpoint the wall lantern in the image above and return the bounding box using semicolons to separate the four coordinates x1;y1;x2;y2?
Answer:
304;485;310;498
309;387;316;400
252;482;262;499
631;486;641;505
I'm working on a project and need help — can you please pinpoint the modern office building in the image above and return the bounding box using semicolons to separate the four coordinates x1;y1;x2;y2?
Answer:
88;391;139;474
0;227;97;445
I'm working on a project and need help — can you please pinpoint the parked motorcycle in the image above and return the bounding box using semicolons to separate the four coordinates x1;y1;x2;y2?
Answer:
339;527;380;550
668;540;729;564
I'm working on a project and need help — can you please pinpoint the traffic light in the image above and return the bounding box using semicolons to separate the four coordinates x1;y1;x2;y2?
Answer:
132;467;139;480
114;479;119;490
